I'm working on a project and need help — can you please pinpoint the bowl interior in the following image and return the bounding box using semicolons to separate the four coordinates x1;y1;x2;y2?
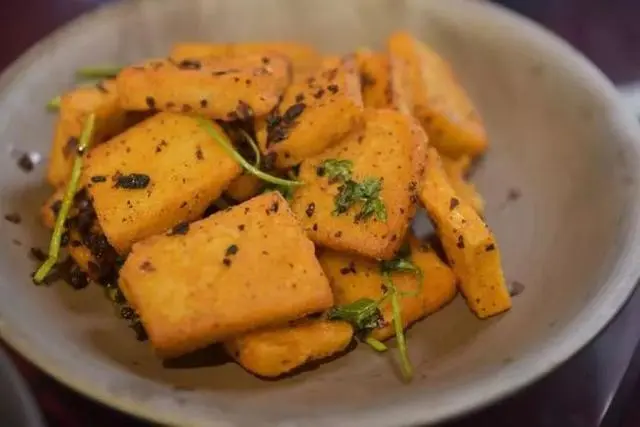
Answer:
1;0;639;426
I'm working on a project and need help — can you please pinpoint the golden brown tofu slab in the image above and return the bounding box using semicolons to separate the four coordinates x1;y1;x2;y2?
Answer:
47;80;129;187
116;55;290;121
441;155;485;214
319;236;457;340
355;50;392;109
119;192;334;358
170;41;320;75
255;55;364;168
388;31;488;158
225;319;353;378
83;112;242;254
290;109;427;260
420;147;510;318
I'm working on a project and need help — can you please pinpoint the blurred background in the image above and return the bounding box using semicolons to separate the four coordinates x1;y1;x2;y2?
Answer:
1;0;639;426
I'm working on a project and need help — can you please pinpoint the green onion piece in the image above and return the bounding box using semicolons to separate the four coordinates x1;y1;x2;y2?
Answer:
46;96;61;111
384;273;413;381
238;128;261;168
33;113;96;284
76;66;122;79
197;117;303;188
365;336;388;352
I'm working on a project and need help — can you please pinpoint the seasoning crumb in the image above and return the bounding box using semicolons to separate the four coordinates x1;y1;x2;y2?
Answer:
312;223;318;232
4;213;21;224
334;231;343;238
456;235;465;249
168;221;189;236
305;202;316;218
238;224;245;231
139;261;155;272
222;258;232;267
195;146;204;160
145;96;156;109
115;173;151;189
485;243;496;252
177;59;202;70
449;197;460;211
327;84;339;94
313;88;325;99
507;188;522;202
269;201;279;213
200;99;208;108
225;244;239;256
295;93;305;103
91;175;107;183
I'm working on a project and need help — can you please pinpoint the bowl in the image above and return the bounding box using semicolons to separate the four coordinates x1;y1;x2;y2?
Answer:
1;0;640;426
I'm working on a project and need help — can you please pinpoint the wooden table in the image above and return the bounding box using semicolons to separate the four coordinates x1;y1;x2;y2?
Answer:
2;1;640;426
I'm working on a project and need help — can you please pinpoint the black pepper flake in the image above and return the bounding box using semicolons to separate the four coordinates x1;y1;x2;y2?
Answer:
236;100;253;120
139;260;155;272
181;104;193;113
456;235;465;249
115;173;151;189
408;181;417;191
120;306;135;320
145;96;156;109
334;231;343;238
63;137;79;158
269;201;279;213
261;56;270;65
200;99;208;108
4;213;21;224
69;266;89;290
449;197;460;211
155;139;168;153
327;84;339;94
177;59;202;70
225;244;239;256
313;88;325;99
283;103;306;122
195;146;204;160
168;221;189;236
409;194;419;204
340;266;351;275
245;79;252;87
312;223;318;231
238;224;245;231
295;93;305;103
305;202;316;218
17;153;35;172
222;258;232;267
91;175;107;183
485;243;496;252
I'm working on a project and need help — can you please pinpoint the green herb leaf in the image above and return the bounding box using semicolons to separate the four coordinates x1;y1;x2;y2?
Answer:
327;298;384;331
76;66;122;79
383;273;413;381
319;159;353;182
380;258;422;277
197;117;303;188
33;113;96;284
365;336;388;352
333;180;359;215
46;96;62;112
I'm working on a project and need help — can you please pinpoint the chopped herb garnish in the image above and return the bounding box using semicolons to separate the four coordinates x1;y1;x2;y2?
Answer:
364;336;388;352
327;298;384;331
197;117;303;188
47;96;61;111
115;173;150;189
318;159;386;222
238;128;261;168
76;66;122;79
383;273;413;381
33;113;96;284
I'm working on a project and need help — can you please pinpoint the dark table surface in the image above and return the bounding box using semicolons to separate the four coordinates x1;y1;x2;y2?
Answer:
2;0;640;426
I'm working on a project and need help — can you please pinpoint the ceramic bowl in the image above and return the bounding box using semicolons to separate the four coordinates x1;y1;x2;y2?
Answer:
1;0;640;426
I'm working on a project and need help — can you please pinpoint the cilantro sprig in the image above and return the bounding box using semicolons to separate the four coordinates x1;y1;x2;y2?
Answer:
327;245;423;381
318;159;387;222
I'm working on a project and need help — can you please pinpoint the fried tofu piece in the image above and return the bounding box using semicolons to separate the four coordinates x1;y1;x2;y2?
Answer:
83;112;242;253
47;80;129;187
441;155;485;214
355;49;392;109
170;41;320;75
119;192;334;358
388;32;487;158
224;173;264;203
319;235;457;340
255;55;364;168
290;109;427;260
116;55;290;121
225;319;353;378
419;147;510;318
